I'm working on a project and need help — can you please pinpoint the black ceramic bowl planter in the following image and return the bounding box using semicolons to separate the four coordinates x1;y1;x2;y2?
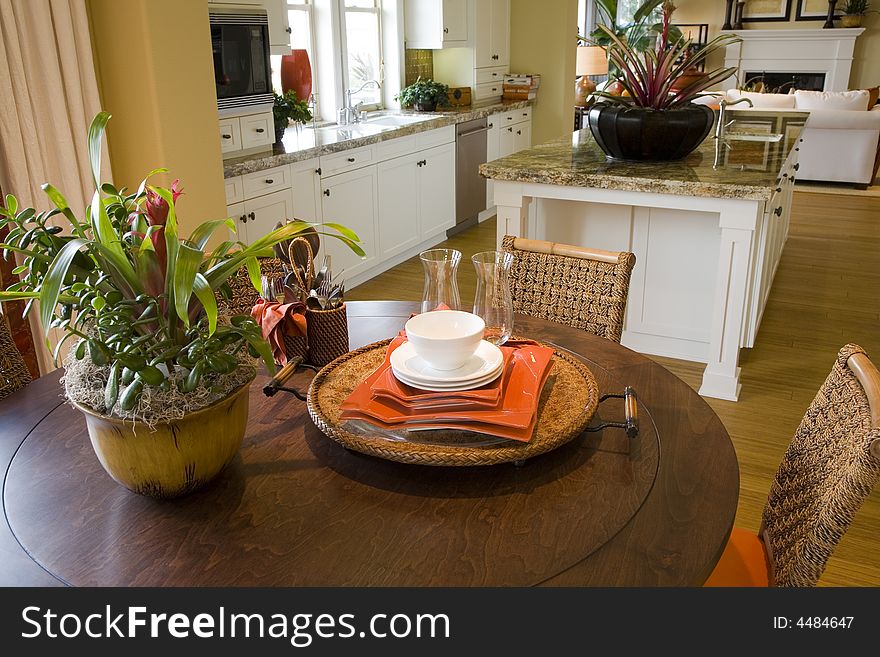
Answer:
587;103;715;161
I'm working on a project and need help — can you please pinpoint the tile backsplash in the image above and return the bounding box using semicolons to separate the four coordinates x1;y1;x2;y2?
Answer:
404;49;434;86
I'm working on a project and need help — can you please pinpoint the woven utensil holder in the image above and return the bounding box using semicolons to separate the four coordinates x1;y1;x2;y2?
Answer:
281;334;308;364
306;304;349;367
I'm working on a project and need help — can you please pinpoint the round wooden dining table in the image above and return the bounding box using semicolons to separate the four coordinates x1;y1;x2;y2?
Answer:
0;301;739;587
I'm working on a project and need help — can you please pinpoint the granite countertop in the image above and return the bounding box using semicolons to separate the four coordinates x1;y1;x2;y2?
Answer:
223;99;533;178
480;110;810;201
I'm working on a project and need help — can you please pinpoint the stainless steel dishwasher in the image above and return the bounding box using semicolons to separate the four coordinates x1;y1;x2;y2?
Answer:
450;117;489;235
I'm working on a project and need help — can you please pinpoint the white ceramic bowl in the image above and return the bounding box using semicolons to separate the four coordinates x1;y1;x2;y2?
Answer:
404;310;486;371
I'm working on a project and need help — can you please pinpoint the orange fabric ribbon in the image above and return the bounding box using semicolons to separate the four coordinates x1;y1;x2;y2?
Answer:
251;299;307;364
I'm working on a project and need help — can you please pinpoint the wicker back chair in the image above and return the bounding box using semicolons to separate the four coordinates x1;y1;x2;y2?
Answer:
216;258;287;317
706;344;880;587
0;311;32;400
501;235;636;343
759;343;880;587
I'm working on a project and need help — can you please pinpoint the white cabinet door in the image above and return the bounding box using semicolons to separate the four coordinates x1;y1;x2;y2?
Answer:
264;0;291;54
290;158;322;224
473;0;493;68
486;117;501;207
242;188;295;246
227;202;247;243
418;143;456;238
239;113;273;150
474;0;509;68
490;0;510;67
513;120;531;153
378;153;421;260
321;167;378;281
442;0;469;44
499;125;515;158
405;0;467;49
219;118;241;154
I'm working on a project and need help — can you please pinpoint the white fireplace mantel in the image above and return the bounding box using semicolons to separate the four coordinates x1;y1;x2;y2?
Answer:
721;28;865;91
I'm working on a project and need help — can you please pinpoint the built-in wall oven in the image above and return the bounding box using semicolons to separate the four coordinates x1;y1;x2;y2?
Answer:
209;5;273;114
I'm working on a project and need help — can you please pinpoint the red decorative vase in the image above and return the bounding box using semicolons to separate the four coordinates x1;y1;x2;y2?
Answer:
280;49;312;102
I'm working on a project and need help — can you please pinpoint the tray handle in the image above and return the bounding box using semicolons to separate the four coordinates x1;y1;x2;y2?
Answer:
584;386;639;438
262;356;319;401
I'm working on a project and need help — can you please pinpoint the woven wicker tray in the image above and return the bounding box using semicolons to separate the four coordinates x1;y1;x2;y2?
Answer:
307;339;599;466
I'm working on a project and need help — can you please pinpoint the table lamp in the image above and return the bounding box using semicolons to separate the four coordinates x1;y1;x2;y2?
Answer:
575;45;608;107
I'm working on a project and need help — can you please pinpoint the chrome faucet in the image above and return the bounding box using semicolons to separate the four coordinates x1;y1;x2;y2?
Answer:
715;96;754;139
338;79;382;125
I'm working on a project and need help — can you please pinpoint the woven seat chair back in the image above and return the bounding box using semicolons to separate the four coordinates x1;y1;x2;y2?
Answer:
0;312;32;400
501;235;636;343
762;344;880;587
217;258;287;317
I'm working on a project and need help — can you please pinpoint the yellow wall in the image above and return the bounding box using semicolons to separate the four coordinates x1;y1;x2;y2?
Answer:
87;0;226;237
509;0;578;144
673;0;880;90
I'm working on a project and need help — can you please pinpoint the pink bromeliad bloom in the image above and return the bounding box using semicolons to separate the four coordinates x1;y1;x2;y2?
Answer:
143;180;183;270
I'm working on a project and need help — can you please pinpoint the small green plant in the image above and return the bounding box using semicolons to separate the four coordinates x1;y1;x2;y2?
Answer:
843;0;875;14
273;90;312;134
395;77;450;111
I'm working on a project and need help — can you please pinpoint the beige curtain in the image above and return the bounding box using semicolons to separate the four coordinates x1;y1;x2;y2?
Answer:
0;0;109;374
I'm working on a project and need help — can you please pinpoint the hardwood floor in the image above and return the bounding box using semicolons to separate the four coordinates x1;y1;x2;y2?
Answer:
347;191;880;586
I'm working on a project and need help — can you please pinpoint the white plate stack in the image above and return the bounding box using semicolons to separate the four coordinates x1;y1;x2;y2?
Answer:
390;340;504;392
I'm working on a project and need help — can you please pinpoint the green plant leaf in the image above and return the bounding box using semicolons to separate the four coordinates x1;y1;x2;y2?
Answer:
38;238;86;332
245;256;261;294
244;331;276;374
188;218;236;252
173;243;204;328
4;194;17;215
88;192;141;294
193;273;218;335
135;168;169;199
0;290;39;301
88;111;112;189
321;222;361;244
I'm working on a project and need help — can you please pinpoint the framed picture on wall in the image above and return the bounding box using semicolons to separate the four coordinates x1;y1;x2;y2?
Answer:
795;0;842;20
742;0;792;22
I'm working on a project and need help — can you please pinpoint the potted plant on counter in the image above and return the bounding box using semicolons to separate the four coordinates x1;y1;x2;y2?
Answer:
587;1;739;161
0;112;362;498
841;0;876;27
395;77;451;112
273;89;312;142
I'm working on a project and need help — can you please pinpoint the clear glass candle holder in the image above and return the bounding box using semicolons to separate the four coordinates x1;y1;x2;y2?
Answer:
472;250;514;346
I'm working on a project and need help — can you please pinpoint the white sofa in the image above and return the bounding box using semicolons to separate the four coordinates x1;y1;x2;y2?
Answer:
723;89;880;187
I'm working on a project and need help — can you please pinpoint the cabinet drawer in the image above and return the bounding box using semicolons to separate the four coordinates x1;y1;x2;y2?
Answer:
242;164;290;199
219;118;241;154
224;176;244;205
376;134;418;162
320;145;376;176
475;66;508;85
474;81;503;102
513;106;532;124
240;113;273;149
416;125;455;149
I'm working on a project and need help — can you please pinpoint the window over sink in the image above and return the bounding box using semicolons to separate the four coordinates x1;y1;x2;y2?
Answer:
269;0;386;118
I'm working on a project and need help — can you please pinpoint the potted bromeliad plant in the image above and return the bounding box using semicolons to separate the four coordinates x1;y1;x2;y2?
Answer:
587;1;739;161
395;77;451;112
0;112;362;498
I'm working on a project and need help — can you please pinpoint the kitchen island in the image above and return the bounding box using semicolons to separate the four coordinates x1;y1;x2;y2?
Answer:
481;110;809;400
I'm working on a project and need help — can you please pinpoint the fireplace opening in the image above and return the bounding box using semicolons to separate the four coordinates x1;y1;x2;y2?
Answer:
743;71;826;93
